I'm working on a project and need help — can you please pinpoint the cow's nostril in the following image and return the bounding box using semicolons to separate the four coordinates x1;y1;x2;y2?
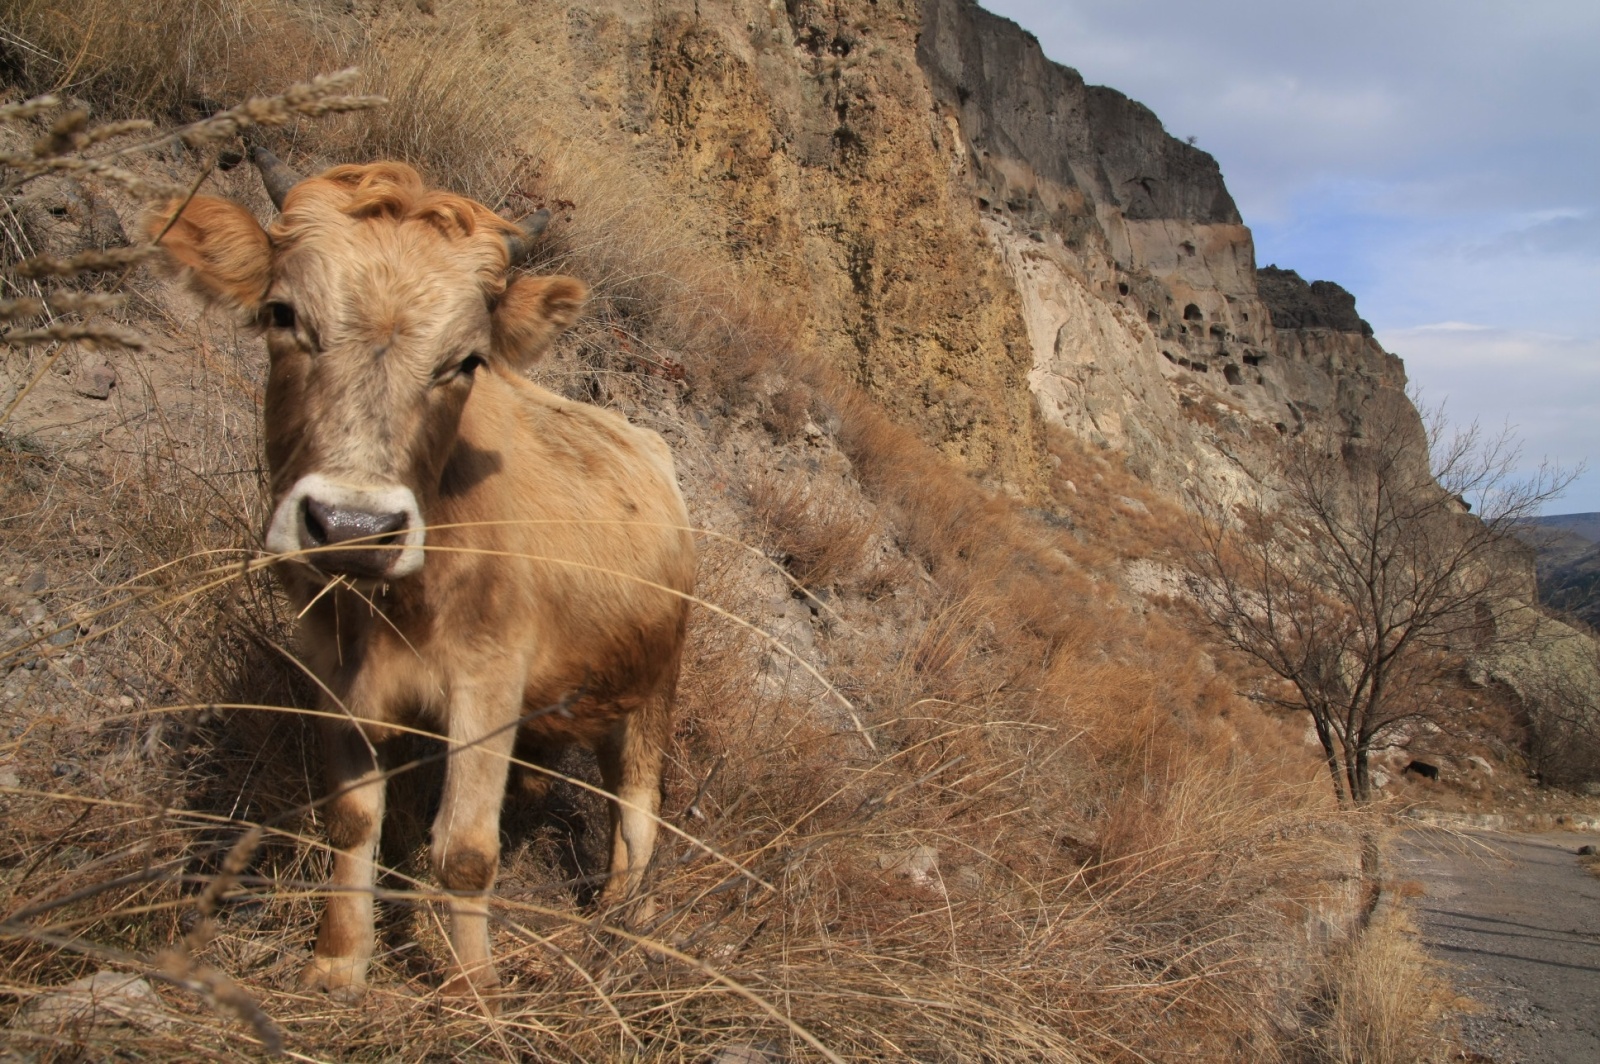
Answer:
303;497;331;546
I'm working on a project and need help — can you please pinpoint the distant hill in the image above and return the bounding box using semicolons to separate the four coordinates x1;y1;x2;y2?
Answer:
1523;513;1600;628
1528;512;1600;544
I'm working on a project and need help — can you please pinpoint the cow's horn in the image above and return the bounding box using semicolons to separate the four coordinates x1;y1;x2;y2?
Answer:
503;209;551;268
251;146;303;211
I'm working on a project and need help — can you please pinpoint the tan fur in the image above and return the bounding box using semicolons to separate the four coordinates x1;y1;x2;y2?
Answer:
147;196;273;308
152;163;694;1001
494;275;587;367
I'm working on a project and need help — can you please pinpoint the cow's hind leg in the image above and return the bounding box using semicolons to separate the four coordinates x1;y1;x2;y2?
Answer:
596;692;670;921
301;720;387;1000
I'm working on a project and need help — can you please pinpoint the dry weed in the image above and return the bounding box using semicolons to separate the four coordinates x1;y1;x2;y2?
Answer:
0;0;340;119
1308;904;1456;1063
747;472;878;590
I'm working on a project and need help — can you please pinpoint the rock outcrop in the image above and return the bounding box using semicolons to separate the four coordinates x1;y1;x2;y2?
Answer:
915;0;1411;503
1256;267;1373;336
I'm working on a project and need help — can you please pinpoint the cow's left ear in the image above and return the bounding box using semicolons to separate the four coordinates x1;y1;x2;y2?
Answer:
491;275;587;368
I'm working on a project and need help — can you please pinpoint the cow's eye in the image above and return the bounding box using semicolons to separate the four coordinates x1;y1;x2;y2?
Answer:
264;302;296;330
458;353;485;378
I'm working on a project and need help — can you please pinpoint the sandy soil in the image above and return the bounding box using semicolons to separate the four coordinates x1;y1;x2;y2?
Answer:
1396;829;1600;1063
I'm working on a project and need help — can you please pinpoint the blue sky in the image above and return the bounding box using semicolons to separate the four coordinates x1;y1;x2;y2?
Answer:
980;0;1600;513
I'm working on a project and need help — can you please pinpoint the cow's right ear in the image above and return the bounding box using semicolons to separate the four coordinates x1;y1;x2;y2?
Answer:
146;196;272;311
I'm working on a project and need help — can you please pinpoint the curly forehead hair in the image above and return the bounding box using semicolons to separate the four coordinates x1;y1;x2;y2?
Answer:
268;162;519;285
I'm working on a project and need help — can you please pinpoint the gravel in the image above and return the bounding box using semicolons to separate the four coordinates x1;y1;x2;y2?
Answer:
1395;828;1600;1063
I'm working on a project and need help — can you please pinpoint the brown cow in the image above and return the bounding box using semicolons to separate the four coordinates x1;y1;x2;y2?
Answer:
150;152;695;1000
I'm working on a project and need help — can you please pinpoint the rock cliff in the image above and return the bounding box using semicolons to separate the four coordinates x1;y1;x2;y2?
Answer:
551;0;1419;512
916;0;1412;504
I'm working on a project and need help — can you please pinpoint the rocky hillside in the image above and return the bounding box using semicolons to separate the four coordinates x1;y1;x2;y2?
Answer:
916;0;1408;504
0;0;1554;1058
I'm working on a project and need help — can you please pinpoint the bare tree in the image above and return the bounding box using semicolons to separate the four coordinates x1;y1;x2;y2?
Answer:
1191;390;1577;808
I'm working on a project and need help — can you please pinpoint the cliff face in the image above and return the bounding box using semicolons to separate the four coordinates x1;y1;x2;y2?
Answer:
916;0;1412;502
631;0;1053;495
917;0;1241;229
550;0;1416;510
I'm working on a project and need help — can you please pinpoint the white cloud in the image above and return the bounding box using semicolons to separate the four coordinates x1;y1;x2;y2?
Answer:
1406;322;1493;334
983;0;1600;211
1379;325;1600;511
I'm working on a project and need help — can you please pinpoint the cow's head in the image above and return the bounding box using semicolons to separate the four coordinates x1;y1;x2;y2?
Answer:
150;153;585;581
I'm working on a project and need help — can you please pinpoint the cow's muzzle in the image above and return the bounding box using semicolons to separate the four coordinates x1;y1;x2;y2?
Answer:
265;474;425;579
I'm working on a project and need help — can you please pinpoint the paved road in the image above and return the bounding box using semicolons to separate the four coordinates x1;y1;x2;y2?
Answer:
1395;829;1600;1063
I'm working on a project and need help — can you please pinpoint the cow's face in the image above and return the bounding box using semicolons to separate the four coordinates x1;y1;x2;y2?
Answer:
153;164;585;582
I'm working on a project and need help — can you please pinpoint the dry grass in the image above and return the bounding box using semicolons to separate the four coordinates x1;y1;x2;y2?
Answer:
746;472;880;590
1305;905;1457;1064
1044;426;1192;566
0;2;1434;1060
0;0;338;119
325;3;540;203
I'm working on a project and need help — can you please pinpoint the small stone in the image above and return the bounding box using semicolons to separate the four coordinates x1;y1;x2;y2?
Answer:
21;569;46;594
1578;844;1596;856
47;627;76;647
75;359;117;400
0;763;19;788
711;1045;779;1064
794;585;831;608
879;844;940;886
9;972;174;1033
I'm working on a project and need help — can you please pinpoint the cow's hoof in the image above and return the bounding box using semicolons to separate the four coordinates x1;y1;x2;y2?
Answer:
599;889;658;930
440;969;503;1013
299;955;369;1003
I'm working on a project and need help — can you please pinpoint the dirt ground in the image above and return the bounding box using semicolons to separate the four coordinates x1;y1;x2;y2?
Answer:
1395;829;1600;1063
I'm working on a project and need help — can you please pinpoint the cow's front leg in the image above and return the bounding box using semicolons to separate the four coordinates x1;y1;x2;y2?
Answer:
301;719;387;1000
431;685;518;1000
